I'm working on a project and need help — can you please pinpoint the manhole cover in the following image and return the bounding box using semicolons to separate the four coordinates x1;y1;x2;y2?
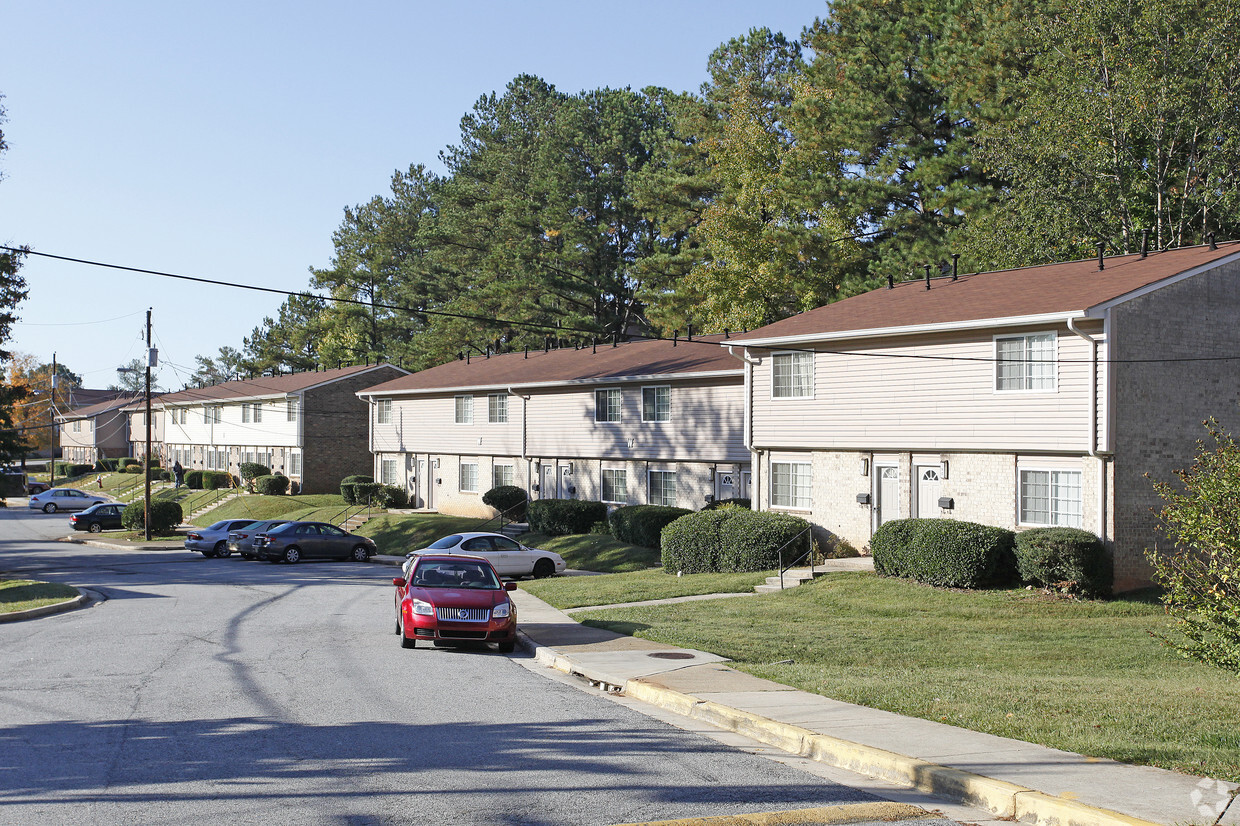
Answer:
647;652;695;660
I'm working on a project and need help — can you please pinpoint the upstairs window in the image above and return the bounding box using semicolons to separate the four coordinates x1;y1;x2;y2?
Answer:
455;395;474;424
772;352;814;398
287;397;300;422
376;399;392;424
996;332;1056;391
642;386;670;422
242;404;253;423
488;393;508;423
595;388;622;422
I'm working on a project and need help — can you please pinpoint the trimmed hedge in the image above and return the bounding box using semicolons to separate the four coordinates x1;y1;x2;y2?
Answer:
527;499;607;536
702;497;752;511
351;482;383;505
661;507;811;573
340;475;374;504
1014;527;1112;597
55;463;94;478
95;458;120;472
871;518;1017;588
255;474;290;495
121;499;183;534
201;470;233;490
117;458;137;470
184;469;203;489
608;504;692;549
376;484;408;508
239;462;270;488
483;485;527;520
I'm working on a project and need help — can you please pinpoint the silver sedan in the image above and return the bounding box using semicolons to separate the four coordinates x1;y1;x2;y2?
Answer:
405;532;566;579
28;488;108;514
185;519;263;557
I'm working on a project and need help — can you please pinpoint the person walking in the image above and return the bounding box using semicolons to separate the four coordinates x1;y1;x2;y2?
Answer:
173;460;184;489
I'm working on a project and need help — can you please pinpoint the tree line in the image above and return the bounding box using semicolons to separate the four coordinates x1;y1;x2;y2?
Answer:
180;0;1240;381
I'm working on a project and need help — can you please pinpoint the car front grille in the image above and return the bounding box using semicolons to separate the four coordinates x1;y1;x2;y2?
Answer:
437;629;488;640
435;607;489;622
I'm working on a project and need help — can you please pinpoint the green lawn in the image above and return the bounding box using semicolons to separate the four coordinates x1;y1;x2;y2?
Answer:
520;532;661;573
0;580;80;613
521;567;771;608
357;513;490;555
567;570;1240;782
186;494;349;525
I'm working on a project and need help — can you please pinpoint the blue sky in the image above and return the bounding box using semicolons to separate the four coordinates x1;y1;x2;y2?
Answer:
1;0;826;391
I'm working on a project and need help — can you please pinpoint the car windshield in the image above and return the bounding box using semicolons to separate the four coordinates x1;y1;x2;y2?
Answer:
427;534;463;550
411;561;500;590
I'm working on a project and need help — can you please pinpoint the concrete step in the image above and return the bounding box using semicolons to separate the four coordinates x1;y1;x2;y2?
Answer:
342;512;377;532
499;522;529;538
754;568;824;594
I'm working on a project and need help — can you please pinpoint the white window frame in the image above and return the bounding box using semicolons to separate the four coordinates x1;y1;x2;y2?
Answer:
380;457;400;486
641;385;671;422
770;460;812;510
459;461;480;493
994;331;1057;392
455;395;474;425
288;450;302;476
771;351;814;399
377;399;392;424
241;404;252;423
253;403;262;423
488;393;508;424
492;462;515;490
601;467;628;504
1018;464;1083;528
648;469;677;507
287;396;300;422
595;388;622;423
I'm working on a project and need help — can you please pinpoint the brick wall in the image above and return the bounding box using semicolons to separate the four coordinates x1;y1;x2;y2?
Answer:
302;367;404;495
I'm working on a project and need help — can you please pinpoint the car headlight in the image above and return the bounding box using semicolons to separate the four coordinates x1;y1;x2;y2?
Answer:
411;598;434;616
492;602;511;618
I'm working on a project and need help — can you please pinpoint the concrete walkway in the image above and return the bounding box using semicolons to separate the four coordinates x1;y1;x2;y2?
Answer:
506;587;1240;826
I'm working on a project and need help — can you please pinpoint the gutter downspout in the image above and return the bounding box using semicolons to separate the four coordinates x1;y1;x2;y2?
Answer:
1066;317;1108;542
508;387;531;502
728;345;762;505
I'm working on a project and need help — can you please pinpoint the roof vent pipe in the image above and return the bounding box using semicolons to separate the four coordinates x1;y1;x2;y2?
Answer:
924;264;931;290
466;352;470;364
1209;232;1217;250
1097;242;1105;270
887;274;894;290
544;336;550;353
687;324;694;341
724;328;730;339
1141;229;1149;258
523;346;528;360
951;254;959;280
673;330;679;347
592;338;597;354
612;333;618;348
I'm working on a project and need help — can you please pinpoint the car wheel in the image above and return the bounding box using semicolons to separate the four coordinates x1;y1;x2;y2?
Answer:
214;541;231;558
282;546;301;564
43;503;57;514
241;552;253;560
498;640;516;654
88;522;102;533
532;558;555;579
350;545;369;562
400;623;416;649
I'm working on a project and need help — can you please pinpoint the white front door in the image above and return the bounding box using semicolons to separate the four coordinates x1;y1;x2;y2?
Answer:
415;459;426;508
915;465;942;518
716;471;737;501
560;466;574;498
874;465;900;529
540;464;557;499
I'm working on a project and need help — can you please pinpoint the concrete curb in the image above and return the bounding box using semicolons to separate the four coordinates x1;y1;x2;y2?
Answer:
0;592;90;623
516;630;1162;826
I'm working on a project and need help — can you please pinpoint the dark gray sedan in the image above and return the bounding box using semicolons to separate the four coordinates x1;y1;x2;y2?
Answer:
254;521;376;563
228;519;289;559
185;519;263;557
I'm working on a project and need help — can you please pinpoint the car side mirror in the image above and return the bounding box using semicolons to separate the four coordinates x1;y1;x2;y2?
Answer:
504;582;516;591
392;578;406;587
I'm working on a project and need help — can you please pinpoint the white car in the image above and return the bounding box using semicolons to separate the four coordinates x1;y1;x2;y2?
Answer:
405;532;566;579
28;488;108;514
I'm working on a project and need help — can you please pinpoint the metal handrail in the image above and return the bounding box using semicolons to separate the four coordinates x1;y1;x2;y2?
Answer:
471;500;528;535
775;526;816;590
335;498;374;530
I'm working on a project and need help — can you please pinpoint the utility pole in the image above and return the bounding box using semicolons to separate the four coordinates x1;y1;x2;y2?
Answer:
144;309;152;541
49;352;57;488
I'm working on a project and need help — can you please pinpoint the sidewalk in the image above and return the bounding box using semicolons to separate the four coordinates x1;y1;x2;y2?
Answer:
506;586;1240;826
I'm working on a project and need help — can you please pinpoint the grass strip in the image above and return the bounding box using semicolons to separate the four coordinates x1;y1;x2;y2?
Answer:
520;532;661;573
571;570;1240;782
0;580;80;613
521;567;771;608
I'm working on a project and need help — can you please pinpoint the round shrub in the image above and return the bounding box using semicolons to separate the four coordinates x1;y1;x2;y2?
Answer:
239;462;270;489
702;497;751;511
122;464;142;474
661;507;811;573
483;485;527;520
352;482;383;505
255;474;290;495
202;470;233;490
1014;527;1111;597
871;518;1017;588
608;505;692;549
340;475;373;504
527;499;607;536
376;484;408;508
117;458;136;470
184;469;203;489
121;499;183;534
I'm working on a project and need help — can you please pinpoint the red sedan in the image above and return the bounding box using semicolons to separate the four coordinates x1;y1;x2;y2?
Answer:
393;554;517;653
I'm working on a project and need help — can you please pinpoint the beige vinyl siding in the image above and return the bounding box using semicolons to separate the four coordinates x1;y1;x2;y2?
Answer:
167;399;300;448
374;396;524;455
751;327;1096;452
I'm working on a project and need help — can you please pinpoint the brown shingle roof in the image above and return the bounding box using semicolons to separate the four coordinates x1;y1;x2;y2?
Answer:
360;335;742;396
733;243;1240;343
153;364;404;406
58;393;143;421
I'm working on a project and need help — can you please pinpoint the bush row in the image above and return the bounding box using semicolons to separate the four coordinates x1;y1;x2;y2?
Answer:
121;500;183;534
871;519;1111;595
662;507;811;574
54;463;95;478
608;504;692;549
528;499;608;536
339;475;373;504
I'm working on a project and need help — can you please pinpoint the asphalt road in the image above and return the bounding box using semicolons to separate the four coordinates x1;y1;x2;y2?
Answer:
0;507;969;826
